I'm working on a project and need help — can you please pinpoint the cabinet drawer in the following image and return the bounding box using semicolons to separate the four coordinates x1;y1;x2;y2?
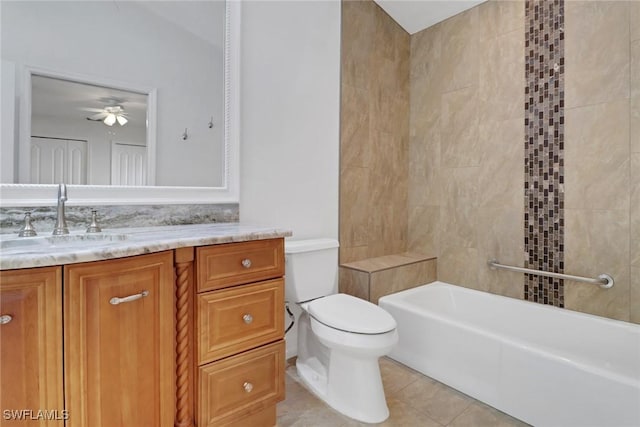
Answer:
198;340;285;427
197;239;284;292
197;279;284;364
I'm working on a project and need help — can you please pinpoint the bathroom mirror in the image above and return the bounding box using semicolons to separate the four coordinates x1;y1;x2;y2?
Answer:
0;0;240;205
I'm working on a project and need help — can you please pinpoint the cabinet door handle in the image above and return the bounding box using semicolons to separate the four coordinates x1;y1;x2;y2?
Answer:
241;258;252;268
0;315;12;325
110;290;149;305
242;313;253;324
243;382;253;393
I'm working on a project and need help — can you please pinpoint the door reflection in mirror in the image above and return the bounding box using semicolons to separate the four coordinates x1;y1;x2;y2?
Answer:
30;76;148;186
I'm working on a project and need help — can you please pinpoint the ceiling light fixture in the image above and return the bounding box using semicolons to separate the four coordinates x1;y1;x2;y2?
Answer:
87;105;129;126
103;113;117;126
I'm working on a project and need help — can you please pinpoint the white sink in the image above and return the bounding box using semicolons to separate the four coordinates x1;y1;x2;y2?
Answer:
0;233;128;250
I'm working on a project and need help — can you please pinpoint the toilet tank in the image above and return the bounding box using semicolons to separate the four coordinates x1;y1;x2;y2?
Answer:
284;238;340;303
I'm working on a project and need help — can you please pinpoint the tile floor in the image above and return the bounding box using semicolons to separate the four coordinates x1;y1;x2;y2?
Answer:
277;357;529;427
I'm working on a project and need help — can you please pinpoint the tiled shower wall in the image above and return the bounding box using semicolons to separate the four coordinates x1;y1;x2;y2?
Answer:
408;1;526;300
632;1;640;324
339;0;410;264
407;0;639;323
340;0;637;323
564;0;639;322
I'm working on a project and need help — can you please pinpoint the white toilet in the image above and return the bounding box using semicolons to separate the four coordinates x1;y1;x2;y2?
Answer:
285;238;398;424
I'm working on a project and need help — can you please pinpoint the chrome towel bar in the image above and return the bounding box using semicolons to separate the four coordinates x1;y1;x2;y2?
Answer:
487;259;614;289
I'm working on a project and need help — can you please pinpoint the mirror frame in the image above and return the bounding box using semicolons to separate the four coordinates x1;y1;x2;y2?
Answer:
0;1;240;207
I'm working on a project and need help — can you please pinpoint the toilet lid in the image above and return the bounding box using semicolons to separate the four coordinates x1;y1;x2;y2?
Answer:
307;294;396;334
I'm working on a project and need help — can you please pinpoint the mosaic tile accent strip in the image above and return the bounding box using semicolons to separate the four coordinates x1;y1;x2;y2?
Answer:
524;0;565;306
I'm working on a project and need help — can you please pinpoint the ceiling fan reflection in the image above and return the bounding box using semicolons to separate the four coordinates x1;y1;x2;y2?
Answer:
85;105;129;126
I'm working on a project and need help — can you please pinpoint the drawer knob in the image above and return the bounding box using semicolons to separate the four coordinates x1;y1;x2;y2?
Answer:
243;313;253;324
241;258;252;268
0;315;12;325
243;382;254;393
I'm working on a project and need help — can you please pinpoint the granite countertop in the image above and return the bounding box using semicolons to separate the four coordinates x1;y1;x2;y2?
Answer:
0;223;292;270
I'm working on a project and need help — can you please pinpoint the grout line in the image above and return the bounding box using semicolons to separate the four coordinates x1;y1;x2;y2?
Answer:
445;403;475;427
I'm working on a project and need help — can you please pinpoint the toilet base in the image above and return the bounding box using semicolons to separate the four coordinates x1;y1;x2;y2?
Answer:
297;350;389;424
296;313;391;424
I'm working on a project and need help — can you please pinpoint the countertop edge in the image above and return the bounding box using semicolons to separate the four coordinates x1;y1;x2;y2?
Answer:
0;224;293;270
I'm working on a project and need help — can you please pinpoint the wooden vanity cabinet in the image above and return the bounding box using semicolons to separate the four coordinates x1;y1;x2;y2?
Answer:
64;251;175;427
0;267;64;427
196;239;286;427
0;236;287;427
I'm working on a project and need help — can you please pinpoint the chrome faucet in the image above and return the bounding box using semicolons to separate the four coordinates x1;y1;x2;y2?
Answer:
18;212;37;237
52;183;69;235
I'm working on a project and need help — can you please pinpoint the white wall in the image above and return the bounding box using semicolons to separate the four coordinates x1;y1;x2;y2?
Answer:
1;1;224;187
1;60;16;182
239;0;341;358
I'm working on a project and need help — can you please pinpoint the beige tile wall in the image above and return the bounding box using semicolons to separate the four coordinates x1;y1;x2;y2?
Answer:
630;0;640;323
341;0;637;323
406;0;638;323
564;0;636;322
340;0;410;264
408;0;525;297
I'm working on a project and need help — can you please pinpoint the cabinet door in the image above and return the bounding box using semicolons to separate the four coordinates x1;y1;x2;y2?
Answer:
64;252;174;427
0;267;63;427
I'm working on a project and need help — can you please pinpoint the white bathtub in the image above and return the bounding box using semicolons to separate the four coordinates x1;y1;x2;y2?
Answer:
378;282;640;427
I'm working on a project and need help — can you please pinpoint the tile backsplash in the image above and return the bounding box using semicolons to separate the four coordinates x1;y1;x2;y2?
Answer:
0;204;239;235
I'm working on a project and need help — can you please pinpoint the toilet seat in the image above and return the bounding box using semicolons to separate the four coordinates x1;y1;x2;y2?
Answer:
307;293;396;334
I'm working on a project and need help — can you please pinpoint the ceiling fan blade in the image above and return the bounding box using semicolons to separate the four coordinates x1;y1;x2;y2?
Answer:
80;107;106;113
88;112;108;120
